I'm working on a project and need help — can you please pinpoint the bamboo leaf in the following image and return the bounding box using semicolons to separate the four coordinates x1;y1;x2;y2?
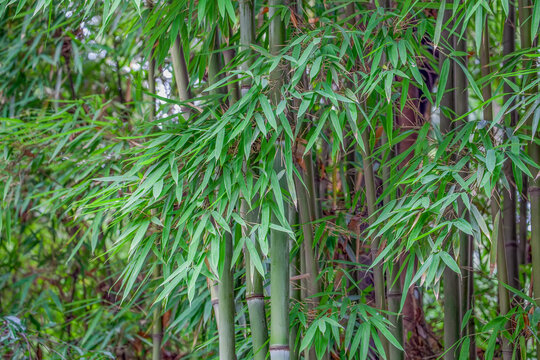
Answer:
434;0;446;48
436;58;450;109
532;0;540;41
439;251;461;275
259;95;277;131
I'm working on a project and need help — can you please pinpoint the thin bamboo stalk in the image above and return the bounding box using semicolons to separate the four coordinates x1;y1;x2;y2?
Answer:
502;1;519;291
152;265;162;360
518;1;540;357
481;22;512;360
453;13;475;359
148;42;162;360
519;174;528;266
269;2;289;359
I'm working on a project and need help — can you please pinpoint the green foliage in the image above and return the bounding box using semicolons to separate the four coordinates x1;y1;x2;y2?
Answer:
0;0;538;359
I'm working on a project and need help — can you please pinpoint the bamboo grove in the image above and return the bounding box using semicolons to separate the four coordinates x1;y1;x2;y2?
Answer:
0;0;539;359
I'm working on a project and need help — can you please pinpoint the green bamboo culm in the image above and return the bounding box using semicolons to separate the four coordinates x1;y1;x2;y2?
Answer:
238;2;269;359
207;30;236;359
208;28;223;97
294;153;320;360
453;9;474;358
152;265;162;360
289;237;300;360
481;19;512;360
438;9;460;360
518;0;540;357
243;198;269;360
270;146;291;360
268;1;290;359
170;34;191;120
359;126;388;356
148;37;162;360
501;0;519;291
383;134;403;360
218;232;236;360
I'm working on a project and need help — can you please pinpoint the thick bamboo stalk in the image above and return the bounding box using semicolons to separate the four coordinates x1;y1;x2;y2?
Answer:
453;14;475;359
222;46;239;105
243;199;269;360
238;2;270;358
239;0;255;97
481;23;512;360
289;209;300;360
491;197;512;360
438;13;460;360
295;153;320;360
204;30;236;358
208;29;224;97
269;2;289;359
518;1;540;357
217;232;236;360
170;35;191;120
502;1;519;291
270;148;291;360
383;134;404;360
359;128;388;355
289;241;300;360
208;276;220;325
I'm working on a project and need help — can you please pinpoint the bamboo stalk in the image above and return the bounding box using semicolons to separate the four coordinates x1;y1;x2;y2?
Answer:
208;28;224;97
148;40;162;360
382;133;404;360
152;264;162;360
269;2;290;359
518;1;540;357
438;12;460;359
170;35;191;120
204;28;236;358
359;128;388;354
502;1;519;291
209;277;220;325
218;232;236;360
270;148;291;360
243;199;269;360
222;46;239;105
295;152;320;360
289;210;300;360
519;174;528;267
453;11;475;359
289;239;302;360
238;3;270;358
481;22;512;360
